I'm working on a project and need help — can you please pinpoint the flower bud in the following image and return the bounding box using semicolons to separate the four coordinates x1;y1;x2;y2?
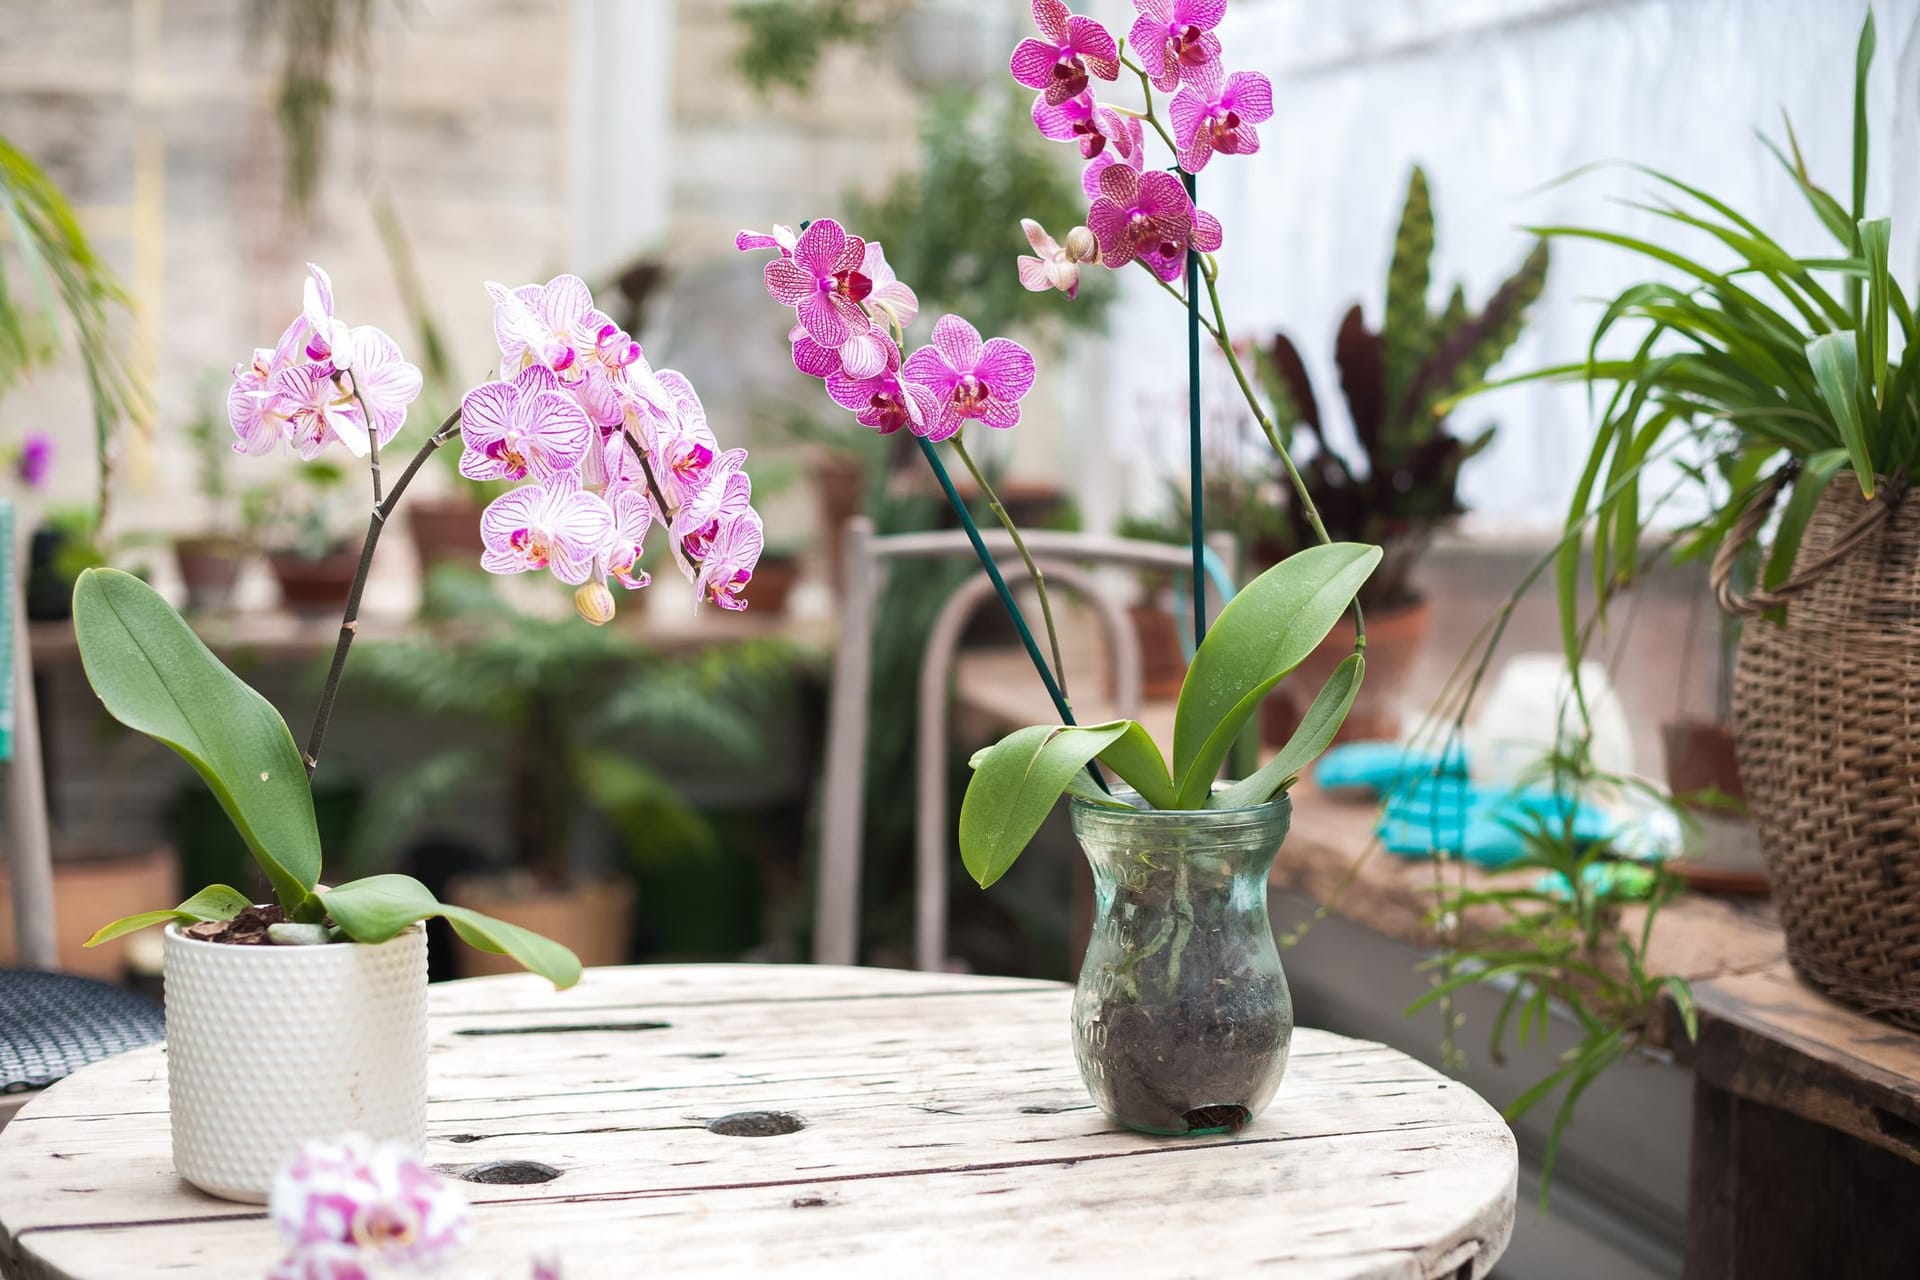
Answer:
573;581;617;626
1064;225;1100;264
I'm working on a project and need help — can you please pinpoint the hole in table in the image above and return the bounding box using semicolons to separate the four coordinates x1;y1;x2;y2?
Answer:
1180;1104;1252;1134
454;1021;671;1037
707;1111;806;1137
456;1160;563;1185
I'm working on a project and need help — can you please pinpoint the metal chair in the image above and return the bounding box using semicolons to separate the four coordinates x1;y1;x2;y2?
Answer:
815;517;1236;968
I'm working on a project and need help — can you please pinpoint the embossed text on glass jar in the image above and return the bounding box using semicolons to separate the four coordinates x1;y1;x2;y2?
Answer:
1069;791;1294;1136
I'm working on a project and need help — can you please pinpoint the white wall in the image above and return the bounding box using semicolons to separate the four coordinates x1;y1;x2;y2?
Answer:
1092;0;1920;532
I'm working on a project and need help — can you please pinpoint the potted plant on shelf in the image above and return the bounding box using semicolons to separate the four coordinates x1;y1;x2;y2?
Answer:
1258;164;1549;743
739;0;1378;1133
76;261;765;1201
1482;14;1914;1021
346;569;776;974
174;378;252;611
248;458;361;616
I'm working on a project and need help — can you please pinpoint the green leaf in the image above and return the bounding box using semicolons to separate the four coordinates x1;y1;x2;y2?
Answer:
1093;720;1176;810
1662;976;1698;1042
84;884;253;947
72;569;322;913
1383;165;1434;419
1171;544;1381;807
1764;449;1848;590
960;722;1133;888
1861;217;1891;404
321;874;582;989
1852;10;1876;227
1212;653;1364;810
1806;332;1875;497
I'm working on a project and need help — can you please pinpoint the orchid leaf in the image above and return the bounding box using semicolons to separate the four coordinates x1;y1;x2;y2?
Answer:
321;874;582;989
1171;544;1381;808
1212;654;1364;810
72;569;322;916
1806;332;1874;497
84;884;253;948
960;722;1133;888
1093;720;1177;810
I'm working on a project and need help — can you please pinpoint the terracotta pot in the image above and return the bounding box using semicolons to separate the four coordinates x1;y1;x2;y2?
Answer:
0;845;176;979
1128;604;1186;701
268;549;359;616
446;873;635;977
174;537;246;612
751;555;800;615
162;923;428;1202
407;495;484;573
812;451;865;592
1661;718;1746;806
1261;599;1431;747
1663;718;1767;891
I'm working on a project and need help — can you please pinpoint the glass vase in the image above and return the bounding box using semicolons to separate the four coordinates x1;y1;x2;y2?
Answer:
1069;791;1294;1136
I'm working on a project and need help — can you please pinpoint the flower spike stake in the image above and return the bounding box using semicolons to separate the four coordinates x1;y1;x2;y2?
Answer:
1184;166;1205;649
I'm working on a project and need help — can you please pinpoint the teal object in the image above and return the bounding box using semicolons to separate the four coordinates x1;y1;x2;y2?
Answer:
1316;741;1465;795
1536;862;1660;902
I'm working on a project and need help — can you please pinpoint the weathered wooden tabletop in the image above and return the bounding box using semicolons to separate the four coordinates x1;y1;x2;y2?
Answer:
0;965;1516;1279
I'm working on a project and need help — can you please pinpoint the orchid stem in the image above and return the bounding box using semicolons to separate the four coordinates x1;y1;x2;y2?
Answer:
304;406;462;778
1121;52;1181;158
913;433;1107;793
1183;169;1206;650
948;431;1070;703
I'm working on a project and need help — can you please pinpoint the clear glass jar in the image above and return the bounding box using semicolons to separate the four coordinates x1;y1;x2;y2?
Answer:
1069;791;1294;1136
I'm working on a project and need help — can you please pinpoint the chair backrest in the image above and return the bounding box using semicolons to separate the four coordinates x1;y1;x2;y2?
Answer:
815;517;1235;968
3;503;56;971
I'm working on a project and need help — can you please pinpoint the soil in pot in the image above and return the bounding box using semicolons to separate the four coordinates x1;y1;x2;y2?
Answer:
269;548;360;616
175;537;246;612
408;496;485;573
1262;598;1431;746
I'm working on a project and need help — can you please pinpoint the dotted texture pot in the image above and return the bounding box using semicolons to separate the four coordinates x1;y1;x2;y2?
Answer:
1069;793;1294;1136
162;924;428;1203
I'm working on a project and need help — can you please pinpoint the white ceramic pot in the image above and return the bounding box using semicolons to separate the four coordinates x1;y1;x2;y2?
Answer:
162;924;428;1203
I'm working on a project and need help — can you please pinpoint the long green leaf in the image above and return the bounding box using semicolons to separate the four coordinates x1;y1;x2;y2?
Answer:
1212;654;1364;810
321;874;582;989
1852;10;1876;228
1806;332;1875;497
1170;544;1382;807
1861;217;1891;404
960;722;1134;888
1383;165;1434;420
72;569;322;914
84;884;253;947
1092;720;1177;810
1763;448;1848;590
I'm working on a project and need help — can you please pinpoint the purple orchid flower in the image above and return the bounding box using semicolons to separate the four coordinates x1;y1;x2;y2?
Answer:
299;264;351;368
1138;203;1224;282
340;325;423;448
1010;0;1119;107
457;366;593;484
14;433;52;488
480;473;616;586
269;1134;471;1272
832;241;921;377
1032;88;1134;161
792;327;845;381
1170;61;1272;171
1088;167;1196;278
826;334;942;436
266;1242;372;1280
487;274;610;382
268;363;367;461
902;315;1038;441
735;225;799;257
1018;219;1099;299
1082;113;1144;199
696;508;764;612
675;468;753;563
762;218;872;350
1129;0;1226;93
600;483;655;592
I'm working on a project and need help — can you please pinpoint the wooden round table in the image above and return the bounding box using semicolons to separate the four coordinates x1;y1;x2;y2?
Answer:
0;965;1516;1278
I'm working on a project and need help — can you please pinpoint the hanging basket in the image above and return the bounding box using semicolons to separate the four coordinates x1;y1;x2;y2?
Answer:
1715;467;1920;1026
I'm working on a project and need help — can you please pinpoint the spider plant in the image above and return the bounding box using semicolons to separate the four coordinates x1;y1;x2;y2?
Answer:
1461;11;1904;661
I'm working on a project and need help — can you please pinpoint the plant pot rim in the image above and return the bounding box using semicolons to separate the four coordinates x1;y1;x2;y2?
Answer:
162;920;423;951
1069;786;1294;823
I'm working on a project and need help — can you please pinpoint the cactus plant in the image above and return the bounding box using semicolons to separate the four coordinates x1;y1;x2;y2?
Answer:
1260;166;1549;609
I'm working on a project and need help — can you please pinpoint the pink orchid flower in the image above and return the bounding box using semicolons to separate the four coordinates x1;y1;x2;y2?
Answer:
1129;0;1226;93
299;264;352;368
1170;61;1273;171
481;473;616;586
735;225;799;257
826;334;941;436
340;325;424;448
1018;219;1099;299
268;363;368;461
228;319;305;455
1032;88;1133;161
1082;113;1144;200
675;468;753;563
1010;0;1119;107
696;508;764;612
1138;203;1223;282
269;1134;471;1271
792;328;845;381
602;484;655;590
458;366;593;484
487;275;609;381
762;219;871;349
266;1241;372;1280
1089;166;1212;281
902;315;1038;441
648;371;748;521
834;241;920;376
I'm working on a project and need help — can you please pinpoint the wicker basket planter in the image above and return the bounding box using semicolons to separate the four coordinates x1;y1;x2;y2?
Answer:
1726;473;1920;1026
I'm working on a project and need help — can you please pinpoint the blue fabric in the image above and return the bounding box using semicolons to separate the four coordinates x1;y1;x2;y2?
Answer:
1314;742;1615;869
